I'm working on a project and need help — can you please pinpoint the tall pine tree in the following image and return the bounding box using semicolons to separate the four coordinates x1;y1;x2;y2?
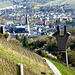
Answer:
16;35;20;41
22;36;29;48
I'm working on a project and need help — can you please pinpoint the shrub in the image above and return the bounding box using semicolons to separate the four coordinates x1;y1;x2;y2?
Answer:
4;33;9;38
29;40;46;49
16;35;20;41
68;50;75;67
41;50;48;57
22;36;29;48
46;38;58;52
67;36;75;50
0;33;3;38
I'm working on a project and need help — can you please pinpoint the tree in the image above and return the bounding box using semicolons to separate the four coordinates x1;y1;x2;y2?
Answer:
55;19;60;25
16;35;20;41
22;36;29;48
67;36;75;50
46;38;58;52
68;51;75;67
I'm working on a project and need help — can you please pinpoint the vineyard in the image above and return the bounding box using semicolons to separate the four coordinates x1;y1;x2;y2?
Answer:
0;37;54;75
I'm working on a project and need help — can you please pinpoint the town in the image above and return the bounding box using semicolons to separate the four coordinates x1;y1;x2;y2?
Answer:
0;0;75;40
0;2;75;39
0;0;75;75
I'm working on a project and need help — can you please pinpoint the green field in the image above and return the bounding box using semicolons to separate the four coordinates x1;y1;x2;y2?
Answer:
52;0;63;3
0;1;13;8
46;58;75;75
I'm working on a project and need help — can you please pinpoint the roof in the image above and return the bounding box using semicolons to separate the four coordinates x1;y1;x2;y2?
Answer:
9;28;28;33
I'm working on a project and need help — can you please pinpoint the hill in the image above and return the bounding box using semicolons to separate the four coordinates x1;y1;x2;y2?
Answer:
66;0;75;9
46;58;75;75
0;0;75;9
67;28;75;36
0;37;54;75
0;1;13;8
28;35;50;44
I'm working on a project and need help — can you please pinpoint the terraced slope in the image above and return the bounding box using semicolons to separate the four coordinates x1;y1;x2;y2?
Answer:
0;38;54;75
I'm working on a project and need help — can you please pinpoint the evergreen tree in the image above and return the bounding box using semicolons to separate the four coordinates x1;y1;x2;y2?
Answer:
22;36;29;48
16;35;20;41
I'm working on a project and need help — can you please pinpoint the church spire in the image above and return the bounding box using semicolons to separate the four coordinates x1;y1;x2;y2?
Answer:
25;14;29;25
25;14;30;34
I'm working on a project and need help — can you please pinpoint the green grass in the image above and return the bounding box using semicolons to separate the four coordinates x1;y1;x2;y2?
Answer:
0;50;38;70
28;35;49;43
46;57;75;75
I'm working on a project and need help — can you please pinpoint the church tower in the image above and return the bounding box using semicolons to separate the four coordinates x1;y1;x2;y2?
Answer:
43;16;46;26
25;14;30;34
25;14;29;25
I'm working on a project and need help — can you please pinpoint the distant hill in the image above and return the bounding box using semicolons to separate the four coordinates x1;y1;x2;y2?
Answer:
0;1;13;8
0;0;75;9
67;28;75;36
66;0;75;9
0;38;53;75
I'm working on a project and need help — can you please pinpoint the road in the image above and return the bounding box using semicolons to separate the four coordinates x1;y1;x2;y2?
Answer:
44;58;62;75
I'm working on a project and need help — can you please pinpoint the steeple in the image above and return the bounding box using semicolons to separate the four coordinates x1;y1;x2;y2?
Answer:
43;16;46;26
25;14;29;25
25;14;30;34
64;25;66;34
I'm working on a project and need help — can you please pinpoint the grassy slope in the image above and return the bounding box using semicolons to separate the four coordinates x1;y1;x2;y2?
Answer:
35;0;75;9
53;0;75;9
0;38;53;75
0;1;13;8
28;35;50;44
46;58;75;75
66;0;75;9
0;0;74;9
67;28;75;36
